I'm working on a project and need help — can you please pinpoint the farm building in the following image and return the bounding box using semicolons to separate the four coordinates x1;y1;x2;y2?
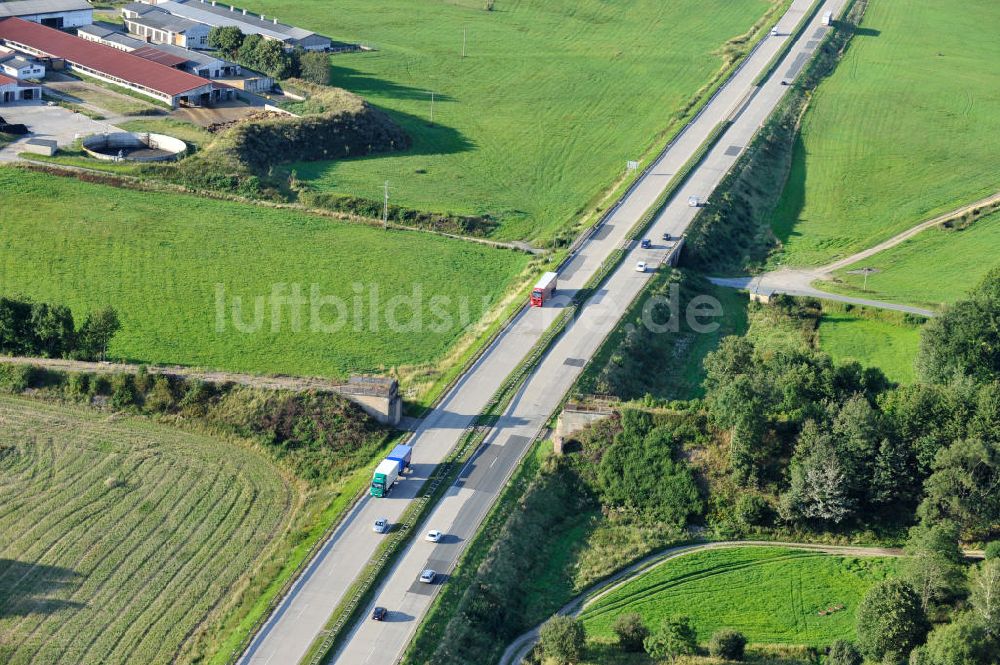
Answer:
78;23;242;78
121;4;210;50
136;0;334;51
0;47;44;78
0;71;40;102
0;17;234;107
0;0;92;29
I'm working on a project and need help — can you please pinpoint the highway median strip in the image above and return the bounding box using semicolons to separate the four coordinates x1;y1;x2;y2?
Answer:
299;111;737;665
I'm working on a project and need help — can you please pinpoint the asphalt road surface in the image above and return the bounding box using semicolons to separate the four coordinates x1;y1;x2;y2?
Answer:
240;1;841;662
330;1;847;663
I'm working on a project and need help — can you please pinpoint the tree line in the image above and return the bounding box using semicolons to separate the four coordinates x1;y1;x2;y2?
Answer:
0;296;120;361
207;26;331;84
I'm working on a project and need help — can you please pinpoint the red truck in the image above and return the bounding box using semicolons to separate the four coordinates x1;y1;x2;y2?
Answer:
530;272;558;307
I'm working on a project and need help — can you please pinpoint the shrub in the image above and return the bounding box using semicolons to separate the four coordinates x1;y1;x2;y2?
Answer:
856;580;929;664
827;639;863;665
0;364;34;393
984;541;1000;560
65;372;91;401
645;616;697;661
538;615;584;665
613;613;649;653
709;628;747;661
144;375;176;413
734;493;773;528
109;373;140;410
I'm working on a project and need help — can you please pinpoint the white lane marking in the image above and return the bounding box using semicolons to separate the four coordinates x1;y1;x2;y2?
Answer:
490;457;498;468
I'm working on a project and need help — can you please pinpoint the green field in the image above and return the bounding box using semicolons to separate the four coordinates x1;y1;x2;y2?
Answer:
817;309;921;384
0;395;294;665
580;547;898;647
242;0;781;241
0;168;529;377
770;0;1000;267
824;211;1000;310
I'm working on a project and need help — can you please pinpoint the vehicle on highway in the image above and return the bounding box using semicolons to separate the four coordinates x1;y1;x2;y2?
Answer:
371;606;387;621
771;27;779;36
688;195;700;207
530;271;558;307
387;444;413;473
640;238;652;249
662;232;672;241
419;569;437;583
425;529;442;543
373;517;390;533
635;261;647;273
370;458;400;497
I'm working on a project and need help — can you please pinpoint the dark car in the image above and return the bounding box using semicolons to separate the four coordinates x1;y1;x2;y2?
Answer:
372;606;388;621
662;232;672;241
640;238;652;249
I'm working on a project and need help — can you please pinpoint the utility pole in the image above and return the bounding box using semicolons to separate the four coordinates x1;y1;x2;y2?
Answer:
383;181;389;230
462;28;467;58
430;91;435;124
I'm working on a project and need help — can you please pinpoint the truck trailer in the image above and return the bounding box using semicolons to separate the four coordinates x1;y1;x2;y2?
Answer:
370;458;400;497
821;11;833;25
530;272;558;307
387;444;413;473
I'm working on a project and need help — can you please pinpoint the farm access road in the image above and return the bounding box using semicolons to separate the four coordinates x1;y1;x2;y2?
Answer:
322;1;849;663
709;189;1000;316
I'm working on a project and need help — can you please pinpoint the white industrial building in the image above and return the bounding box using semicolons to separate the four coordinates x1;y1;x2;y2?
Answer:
0;0;92;29
0;72;40;103
0;53;44;78
121;3;210;49
136;0;333;51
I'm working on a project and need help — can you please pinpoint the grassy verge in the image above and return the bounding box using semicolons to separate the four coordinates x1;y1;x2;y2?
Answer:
580;546;898;647
823;209;1000;310
816;304;923;384
768;0;1000;267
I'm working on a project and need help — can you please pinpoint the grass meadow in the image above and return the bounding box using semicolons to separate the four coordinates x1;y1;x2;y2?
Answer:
817;306;922;385
769;0;1000;267
580;547;898;648
0;395;294;665
0;168;530;377
825;211;1000;310
242;0;783;242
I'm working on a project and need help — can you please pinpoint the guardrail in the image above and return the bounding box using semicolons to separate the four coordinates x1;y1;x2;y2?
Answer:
753;0;824;86
259;17;782;665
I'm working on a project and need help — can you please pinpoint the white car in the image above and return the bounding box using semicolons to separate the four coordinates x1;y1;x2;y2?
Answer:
419;569;437;583
425;529;443;543
770;27;780;36
635;261;647;273
373;517;389;534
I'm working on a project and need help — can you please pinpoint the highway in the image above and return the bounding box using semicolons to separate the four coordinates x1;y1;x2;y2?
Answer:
331;0;847;663
239;1;837;663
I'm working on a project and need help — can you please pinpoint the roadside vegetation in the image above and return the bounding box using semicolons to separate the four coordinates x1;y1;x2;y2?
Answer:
0;168;531;378
245;0;788;243
0;361;391;664
576;271;749;401
408;269;1000;665
768;0;1000;267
